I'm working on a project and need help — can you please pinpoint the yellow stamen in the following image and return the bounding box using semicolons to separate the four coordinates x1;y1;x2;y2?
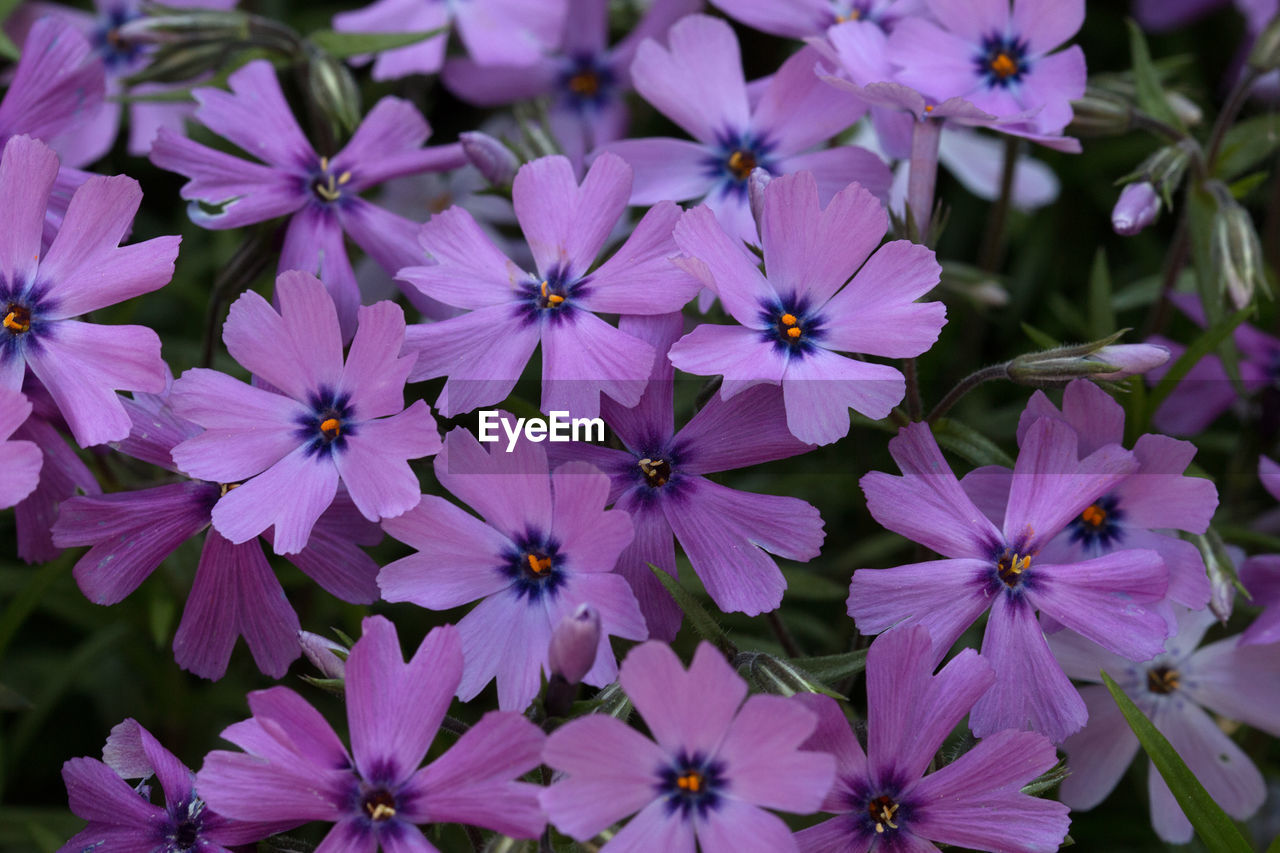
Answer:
320;417;341;439
527;554;552;575
368;803;395;820
338;171;352;185
786;327;802;339
320;156;330;171
3;309;29;333
638;458;670;487
1081;504;1106;527
568;71;599;97
869;796;899;834
997;550;1032;584
676;771;703;792
219;482;241;497
924;104;935;113
547;294;565;305
726;149;756;180
314;174;341;201
990;52;1018;78
835;9;862;22
1147;665;1180;694
780;313;797;326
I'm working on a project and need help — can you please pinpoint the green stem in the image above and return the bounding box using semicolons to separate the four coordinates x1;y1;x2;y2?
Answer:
977;136;1021;272
926;363;1010;423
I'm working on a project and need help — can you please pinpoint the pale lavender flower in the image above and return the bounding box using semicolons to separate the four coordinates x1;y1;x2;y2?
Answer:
0;389;40;508
1112;181;1161;235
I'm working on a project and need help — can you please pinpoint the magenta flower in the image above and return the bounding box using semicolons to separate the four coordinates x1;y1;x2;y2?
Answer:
8;0;234;165
555;312;824;639
668;170;945;445
0;389;40;509
1147;292;1279;435
8;379;100;563
601;14;890;243
709;0;920;40
169;270;440;555
795;626;1069;853
60;717;286;853
197;616;548;848
334;0;568;79
400;152;701;419
849;418;1171;743
1049;607;1280;843
541;641;836;852
964;380;1217;612
0;135;177;447
887;0;1087;134
150;60;466;337
442;0;698;167
379;424;647;711
54;386;381;679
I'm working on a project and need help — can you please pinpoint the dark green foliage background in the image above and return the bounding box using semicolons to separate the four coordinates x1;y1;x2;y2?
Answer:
1;1;1278;850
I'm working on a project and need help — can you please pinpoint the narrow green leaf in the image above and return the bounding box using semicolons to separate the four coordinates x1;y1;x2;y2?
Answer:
1020;760;1070;797
1088;249;1116;340
1101;671;1252;853
647;563;737;657
307;27;445;59
1146;305;1251;415
786;649;868;683
1186;184;1244;388
0;0;21;24
0;556;70;663
1266;832;1280;853
1020;322;1059;349
932;417;1015;468
1126;19;1184;130
1214;114;1280;180
0;30;17;61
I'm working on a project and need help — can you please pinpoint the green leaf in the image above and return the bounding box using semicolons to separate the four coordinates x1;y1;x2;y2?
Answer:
785;649;869;683
647;563;737;657
1267;832;1280;853
1020;322;1059;349
780;568;850;601
1145;305;1251;418
0;30;17;61
1126;19;1184;130
1020;760;1070;797
1088;249;1116;340
1186;184;1244;388
1101;671;1253;853
932;417;1015;468
1214;114;1280;180
306;27;445;59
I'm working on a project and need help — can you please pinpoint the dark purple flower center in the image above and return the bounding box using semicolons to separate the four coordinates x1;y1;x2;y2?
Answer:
704;132;776;197
503;530;566;601
0;285;53;362
1067;493;1125;552
296;387;357;457
163;796;206;852
311;156;352;204
658;751;726;818
94;7;145;70
758;296;825;356
3;302;30;335
1147;665;1181;694
560;54;615;111
362;787;398;822
995;547;1033;588
519;265;588;325
637;457;672;487
867;794;901;835
975;34;1030;88
842;777;916;839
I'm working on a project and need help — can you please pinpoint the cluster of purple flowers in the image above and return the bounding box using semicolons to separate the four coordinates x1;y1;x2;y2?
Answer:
0;0;1273;850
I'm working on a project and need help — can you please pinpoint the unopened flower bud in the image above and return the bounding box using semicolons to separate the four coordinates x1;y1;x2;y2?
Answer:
1212;197;1268;308
299;631;347;680
1112;182;1161;235
460;131;519;187
126;40;236;85
306;50;362;135
1166;92;1203;127
1008;334;1169;385
748;167;772;236
1069;86;1134;136
1249;13;1280;72
548;603;600;685
744;652;827;697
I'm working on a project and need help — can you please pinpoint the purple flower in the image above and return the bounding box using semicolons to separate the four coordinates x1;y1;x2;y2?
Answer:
442;0;698;167
8;378;101;562
965;380;1217;612
709;0;920;40
53;385;382;679
400;152;701;419
1049;607;1280;843
334;0;568;79
887;0;1087;135
8;0;234;165
601;14;890;243
848;418;1171;743
0;389;40;508
541;640;836;852
1239;455;1280;645
668;170;945;445
168;270;440;555
1112;181;1162;235
795;626;1069;853
555;312;825;639
60;718;285;853
197;616;548;848
149;60;466;337
0;135;177;447
1146;292;1279;435
379;424;647;710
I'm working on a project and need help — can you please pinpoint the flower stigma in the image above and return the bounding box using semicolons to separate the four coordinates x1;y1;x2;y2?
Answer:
1147;665;1180;695
3;304;30;334
868;795;899;834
